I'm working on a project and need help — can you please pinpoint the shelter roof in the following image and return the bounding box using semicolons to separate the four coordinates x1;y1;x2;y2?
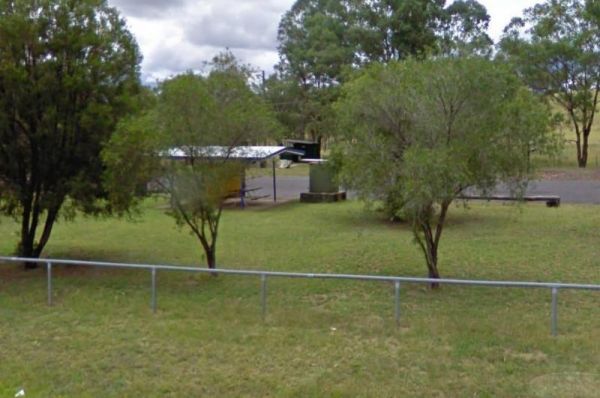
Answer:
164;146;304;161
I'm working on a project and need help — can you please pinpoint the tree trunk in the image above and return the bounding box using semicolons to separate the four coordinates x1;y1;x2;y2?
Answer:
18;204;61;270
570;109;586;168
426;249;441;289
18;239;37;270
33;206;59;257
206;248;216;270
579;131;590;168
416;221;442;289
19;199;38;270
416;201;450;289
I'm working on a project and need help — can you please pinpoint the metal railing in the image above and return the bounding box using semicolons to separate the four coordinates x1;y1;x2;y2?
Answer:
1;256;599;336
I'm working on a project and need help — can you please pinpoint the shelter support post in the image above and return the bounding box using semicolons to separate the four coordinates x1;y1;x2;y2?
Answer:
272;158;277;202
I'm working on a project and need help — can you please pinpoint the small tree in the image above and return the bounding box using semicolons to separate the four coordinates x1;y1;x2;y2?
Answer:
499;0;600;168
335;58;559;284
104;56;280;269
0;0;141;267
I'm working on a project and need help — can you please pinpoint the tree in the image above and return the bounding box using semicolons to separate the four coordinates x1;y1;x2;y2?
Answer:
499;0;600;168
262;73;337;146
273;0;353;145
104;54;280;269
0;0;141;267
277;0;492;78
272;0;491;144
440;0;493;56
334;58;559;285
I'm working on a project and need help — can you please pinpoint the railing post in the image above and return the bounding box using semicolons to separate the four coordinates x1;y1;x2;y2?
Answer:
151;268;157;314
394;281;401;327
260;274;267;321
551;287;558;336
47;262;52;306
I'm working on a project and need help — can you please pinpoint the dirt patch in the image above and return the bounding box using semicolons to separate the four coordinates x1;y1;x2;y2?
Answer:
0;261;125;282
529;372;600;398
0;263;43;282
504;349;548;363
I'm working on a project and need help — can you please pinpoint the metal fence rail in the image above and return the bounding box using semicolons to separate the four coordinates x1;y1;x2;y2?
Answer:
1;256;599;336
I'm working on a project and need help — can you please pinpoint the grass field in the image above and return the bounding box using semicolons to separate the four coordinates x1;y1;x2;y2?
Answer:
1;199;599;397
534;118;600;169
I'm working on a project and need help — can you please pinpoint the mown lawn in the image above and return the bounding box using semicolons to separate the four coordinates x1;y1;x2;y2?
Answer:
0;199;599;397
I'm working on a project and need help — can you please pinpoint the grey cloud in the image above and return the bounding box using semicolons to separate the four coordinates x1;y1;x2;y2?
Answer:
184;1;285;51
142;45;279;82
142;51;180;76
108;0;294;82
109;0;187;19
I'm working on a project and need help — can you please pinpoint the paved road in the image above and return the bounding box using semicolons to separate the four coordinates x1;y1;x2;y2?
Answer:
464;180;600;204
249;176;600;204
248;176;308;200
499;180;600;204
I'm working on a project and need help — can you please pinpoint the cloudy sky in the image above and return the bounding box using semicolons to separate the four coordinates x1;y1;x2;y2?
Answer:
107;0;541;83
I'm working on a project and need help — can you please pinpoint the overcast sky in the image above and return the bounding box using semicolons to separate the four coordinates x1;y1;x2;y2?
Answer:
107;0;541;83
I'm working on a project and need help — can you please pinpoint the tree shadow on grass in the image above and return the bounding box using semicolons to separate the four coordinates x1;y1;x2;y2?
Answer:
44;247;141;264
311;201;489;233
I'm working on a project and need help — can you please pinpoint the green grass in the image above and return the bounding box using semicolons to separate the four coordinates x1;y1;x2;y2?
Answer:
535;117;600;169
1;199;599;397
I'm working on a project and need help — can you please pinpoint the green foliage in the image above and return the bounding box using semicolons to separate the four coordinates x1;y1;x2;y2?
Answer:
499;0;600;168
277;0;492;81
277;0;355;88
0;0;141;261
441;0;494;56
272;0;492;144
335;58;559;278
101;88;159;215
263;73;338;145
103;54;280;267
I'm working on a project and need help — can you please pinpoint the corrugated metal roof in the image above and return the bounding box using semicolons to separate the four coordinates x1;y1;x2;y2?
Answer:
163;146;305;161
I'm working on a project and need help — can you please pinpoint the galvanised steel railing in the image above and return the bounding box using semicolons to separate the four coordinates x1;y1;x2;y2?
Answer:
1;256;599;336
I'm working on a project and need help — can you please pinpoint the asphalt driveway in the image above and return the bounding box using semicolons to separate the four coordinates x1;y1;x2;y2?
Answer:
503;180;600;204
248;176;600;204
